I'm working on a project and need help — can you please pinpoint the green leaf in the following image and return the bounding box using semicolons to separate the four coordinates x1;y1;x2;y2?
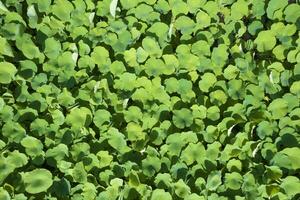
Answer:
224;65;239;80
110;0;119;18
51;0;74;21
272;147;300;171
191;105;206;119
272;45;286;60
0;36;13;57
225;172;243;190
177;79;195;102
196;10;211;29
126;122;146;141
268;98;288;119
230;0;249;20
154;173;172;188
206;170;222;191
72;162;87;183
144;57;165;77
227;159;242;172
266;0;288;20
0;98;4;112
203;125;219;143
66;107;92;129
198;73;217;92
51;178;71;198
16;34;42;60
209;89;227;106
142;37;162;58
207;106;220;121
284;4;300;23
0;188;10;200
124;106;142;123
120;0;139;9
211;44;228;71
248;20;264;36
22;169;53;194
93;109;112;128
173;179;191;198
0;62;17;84
46;144;69;165
203;1;219;18
162;54;178;75
174;16;195;35
178;52;199;71
151;189;172;200
169;0;189;16
181;142;205;165
97;151;113;168
27;4;38;28
2;121;26;143
142;156;161;177
107;128;130;153
172;108;193;129
57;88;75;107
265;166;282;181
91;46;111;73
254;30;277;52
110;61;126;76
114;72;136;91
0;151;28;184
290;81;300;97
21;136;44;158
35;0;51;12
165;77;178;94
19;60;37;79
187;0;206;13
44;37;61;59
165;131;198;157
228;79;245;100
0;155;14;184
191;40;210;57
133;3;160;22
280;176;300;198
251;0;265;17
256;121;275;139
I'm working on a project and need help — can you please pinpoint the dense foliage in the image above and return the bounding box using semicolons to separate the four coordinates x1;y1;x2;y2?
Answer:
1;0;300;199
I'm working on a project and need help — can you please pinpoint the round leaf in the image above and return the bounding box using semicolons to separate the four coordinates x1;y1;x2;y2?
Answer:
0;62;17;84
22;169;53;194
254;30;277;52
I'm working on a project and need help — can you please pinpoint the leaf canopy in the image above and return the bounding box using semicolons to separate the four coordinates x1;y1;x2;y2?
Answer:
0;0;299;199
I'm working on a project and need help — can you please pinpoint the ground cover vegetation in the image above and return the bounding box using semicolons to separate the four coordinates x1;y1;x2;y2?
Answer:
0;0;300;199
